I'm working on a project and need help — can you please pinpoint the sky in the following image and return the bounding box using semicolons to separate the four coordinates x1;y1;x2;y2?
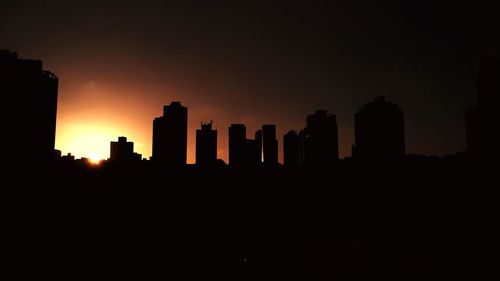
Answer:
1;1;498;162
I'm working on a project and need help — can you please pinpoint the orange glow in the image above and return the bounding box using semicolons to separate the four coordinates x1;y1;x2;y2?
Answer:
52;59;352;164
56;120;147;160
54;78;152;161
88;152;102;165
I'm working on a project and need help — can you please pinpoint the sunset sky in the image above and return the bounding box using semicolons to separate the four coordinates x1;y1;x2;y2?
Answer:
1;1;498;162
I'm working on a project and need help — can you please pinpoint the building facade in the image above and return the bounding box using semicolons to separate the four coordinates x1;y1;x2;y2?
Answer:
353;96;405;160
196;122;217;165
283;130;300;166
110;136;135;161
1;50;58;161
262;124;278;165
152;101;188;165
302;110;339;165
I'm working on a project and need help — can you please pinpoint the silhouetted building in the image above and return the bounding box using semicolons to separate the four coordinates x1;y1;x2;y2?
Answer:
110;136;135;161
229;124;247;166
255;129;263;163
465;108;480;154
353;96;405;160
228;124;261;166
298;130;306;165
61;153;75;161
477;57;500;111
1;50;58;161
54;149;62;159
466;57;499;158
245;138;261;165
302;110;339;165
283;130;300;166
196;121;217;166
262;125;278;165
152;101;188;165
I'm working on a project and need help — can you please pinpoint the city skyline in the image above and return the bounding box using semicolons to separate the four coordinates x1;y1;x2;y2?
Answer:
3;49;495;164
2;1;497;163
2;2;495;277
45;77;486;163
55;95;408;165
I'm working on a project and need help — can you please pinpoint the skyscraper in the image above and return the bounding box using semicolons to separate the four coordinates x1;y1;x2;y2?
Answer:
466;57;499;158
353;96;405;160
110;136;135;161
302;110;339;165
262;124;278;165
465;108;479;154
245;137;261;166
283;130;300;166
255;129;263;163
477;57;500;111
196;121;217;166
228;124;261;167
1;50;58;161
229;124;246;166
152;101;188;165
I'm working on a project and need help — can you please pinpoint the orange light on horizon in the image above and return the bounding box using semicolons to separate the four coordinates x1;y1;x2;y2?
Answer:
88;152;102;165
55;120;148;161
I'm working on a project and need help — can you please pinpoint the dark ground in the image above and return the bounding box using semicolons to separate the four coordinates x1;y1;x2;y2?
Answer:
5;156;493;280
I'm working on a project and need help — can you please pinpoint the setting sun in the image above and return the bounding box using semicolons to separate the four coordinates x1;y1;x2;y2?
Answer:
55;117;148;161
88;152;102;165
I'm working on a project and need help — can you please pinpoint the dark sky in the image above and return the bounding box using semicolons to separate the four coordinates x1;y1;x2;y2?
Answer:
1;1;498;161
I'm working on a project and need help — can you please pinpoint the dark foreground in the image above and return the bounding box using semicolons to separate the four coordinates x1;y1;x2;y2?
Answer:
6;156;493;280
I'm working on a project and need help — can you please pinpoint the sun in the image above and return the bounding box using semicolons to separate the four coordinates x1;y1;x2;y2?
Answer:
88;152;102;165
